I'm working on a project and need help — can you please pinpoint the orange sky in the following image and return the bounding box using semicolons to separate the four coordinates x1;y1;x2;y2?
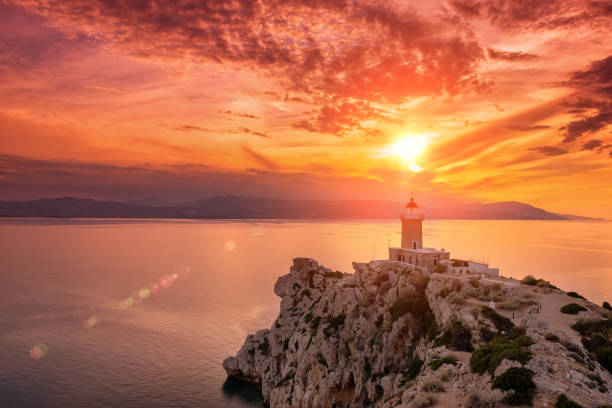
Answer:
1;1;611;217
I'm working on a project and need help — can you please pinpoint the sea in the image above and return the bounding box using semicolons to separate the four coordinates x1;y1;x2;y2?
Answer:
0;218;610;407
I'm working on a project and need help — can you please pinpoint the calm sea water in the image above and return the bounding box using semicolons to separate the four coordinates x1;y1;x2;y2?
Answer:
0;219;610;407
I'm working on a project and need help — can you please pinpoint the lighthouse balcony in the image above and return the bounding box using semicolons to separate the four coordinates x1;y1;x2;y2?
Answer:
399;213;424;221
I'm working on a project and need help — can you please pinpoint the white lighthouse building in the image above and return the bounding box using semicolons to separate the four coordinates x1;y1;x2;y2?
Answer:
388;198;450;270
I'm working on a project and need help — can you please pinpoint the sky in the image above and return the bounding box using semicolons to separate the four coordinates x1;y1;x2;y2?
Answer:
0;0;611;217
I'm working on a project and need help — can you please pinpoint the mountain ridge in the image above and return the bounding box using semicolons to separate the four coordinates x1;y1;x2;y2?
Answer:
0;196;604;220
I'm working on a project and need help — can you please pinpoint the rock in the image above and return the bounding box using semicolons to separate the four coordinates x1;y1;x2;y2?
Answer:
223;258;612;407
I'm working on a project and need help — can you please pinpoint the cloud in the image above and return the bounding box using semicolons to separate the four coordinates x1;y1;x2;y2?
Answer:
293;101;385;136
237;127;271;139
506;124;550;132
581;139;603;150
13;0;487;135
219;110;259;119
173;124;214;132
560;55;612;143
449;0;611;31
242;146;278;170
529;145;568;156
487;48;538;61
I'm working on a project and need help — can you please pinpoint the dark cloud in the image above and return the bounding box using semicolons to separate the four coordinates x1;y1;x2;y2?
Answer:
237;127;271;139
506;124;550;132
241;146;278;170
487;48;538;61
219;110;259;119
582;139;603;150
449;0;611;30
560;55;612;143
173;124;214;132
529;145;568;156
14;0;487;135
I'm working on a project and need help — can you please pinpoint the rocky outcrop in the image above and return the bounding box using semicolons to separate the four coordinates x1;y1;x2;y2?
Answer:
223;258;612;407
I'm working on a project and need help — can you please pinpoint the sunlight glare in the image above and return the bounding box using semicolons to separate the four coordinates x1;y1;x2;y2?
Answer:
384;134;431;172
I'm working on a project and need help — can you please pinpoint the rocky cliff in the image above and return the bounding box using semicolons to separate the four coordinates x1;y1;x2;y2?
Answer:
223;258;612;407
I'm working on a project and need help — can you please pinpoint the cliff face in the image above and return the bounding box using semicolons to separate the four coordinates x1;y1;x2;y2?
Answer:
223;258;612;407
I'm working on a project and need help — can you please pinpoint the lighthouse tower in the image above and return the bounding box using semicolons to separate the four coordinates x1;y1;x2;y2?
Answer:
401;197;424;250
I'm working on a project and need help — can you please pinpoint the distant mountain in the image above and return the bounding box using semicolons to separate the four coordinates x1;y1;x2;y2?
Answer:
0;196;603;220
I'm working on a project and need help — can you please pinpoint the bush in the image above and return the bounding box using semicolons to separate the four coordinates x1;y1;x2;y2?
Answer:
561;303;587;314
470;328;534;376
499;299;520;310
447;291;466;305
480;326;496;343
434;321;473;351
555;394;583;408
545;333;560;342
603;302;612;311
567;292;585;300
492;367;535;406
412;394;437;408
422;380;445;393
402;358;424;383
571;319;612;373
464;393;497;408
481;306;514;334
323;314;346;337
430;356;457;371
521;275;537;285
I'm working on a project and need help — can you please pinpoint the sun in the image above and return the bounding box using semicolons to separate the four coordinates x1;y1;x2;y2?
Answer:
384;134;430;172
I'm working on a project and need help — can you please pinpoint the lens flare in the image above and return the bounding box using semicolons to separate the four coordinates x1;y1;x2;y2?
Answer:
224;240;236;252
29;344;48;360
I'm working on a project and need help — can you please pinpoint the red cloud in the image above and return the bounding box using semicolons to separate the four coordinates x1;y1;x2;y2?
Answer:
13;0;486;134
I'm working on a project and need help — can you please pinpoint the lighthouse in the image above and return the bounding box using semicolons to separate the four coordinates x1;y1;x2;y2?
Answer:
389;197;450;270
401;197;424;250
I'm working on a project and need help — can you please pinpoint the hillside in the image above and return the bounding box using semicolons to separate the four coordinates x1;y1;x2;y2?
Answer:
0;196;602;220
223;258;612;407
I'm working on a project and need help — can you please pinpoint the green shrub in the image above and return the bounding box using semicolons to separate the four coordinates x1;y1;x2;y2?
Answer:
434;321;473;351
464;393;497;408
422;380;445;393
571;319;612;373
257;337;270;355
481;306;514;334
555;394;583;408
567;292;585;300
480;326;496;343
430;356;457;370
545;333;560;342
412;394;437;408
603;302;611;311
499;299;520;310
470;328;534;376
447;291;466;305
492;367;535;406
561;303;587;314
521;275;537;285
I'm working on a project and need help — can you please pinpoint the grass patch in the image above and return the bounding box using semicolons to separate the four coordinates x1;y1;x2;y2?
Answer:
522;275;557;289
481;306;514;334
567;292;585;300
492;367;535;406
464;393;497;408
422;380;445;393
447;291;466;305
561;303;587;314
470;328;534;376
571;319;612;373
433;320;473;351
498;299;520;310
555;394;583;408
430;356;457;371
412;394;437;408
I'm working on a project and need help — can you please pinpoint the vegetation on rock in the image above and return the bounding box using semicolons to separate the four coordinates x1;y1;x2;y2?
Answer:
567;292;585;300
481;306;514;334
429;356;457;370
470;328;534;376
434;320;473;351
571;319;612;373
555;394;583;408
560;303;587;314
492;367;536;406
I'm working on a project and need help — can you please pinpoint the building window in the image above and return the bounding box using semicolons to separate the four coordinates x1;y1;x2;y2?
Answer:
409;256;412;264
412;241;417;249
433;259;437;265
